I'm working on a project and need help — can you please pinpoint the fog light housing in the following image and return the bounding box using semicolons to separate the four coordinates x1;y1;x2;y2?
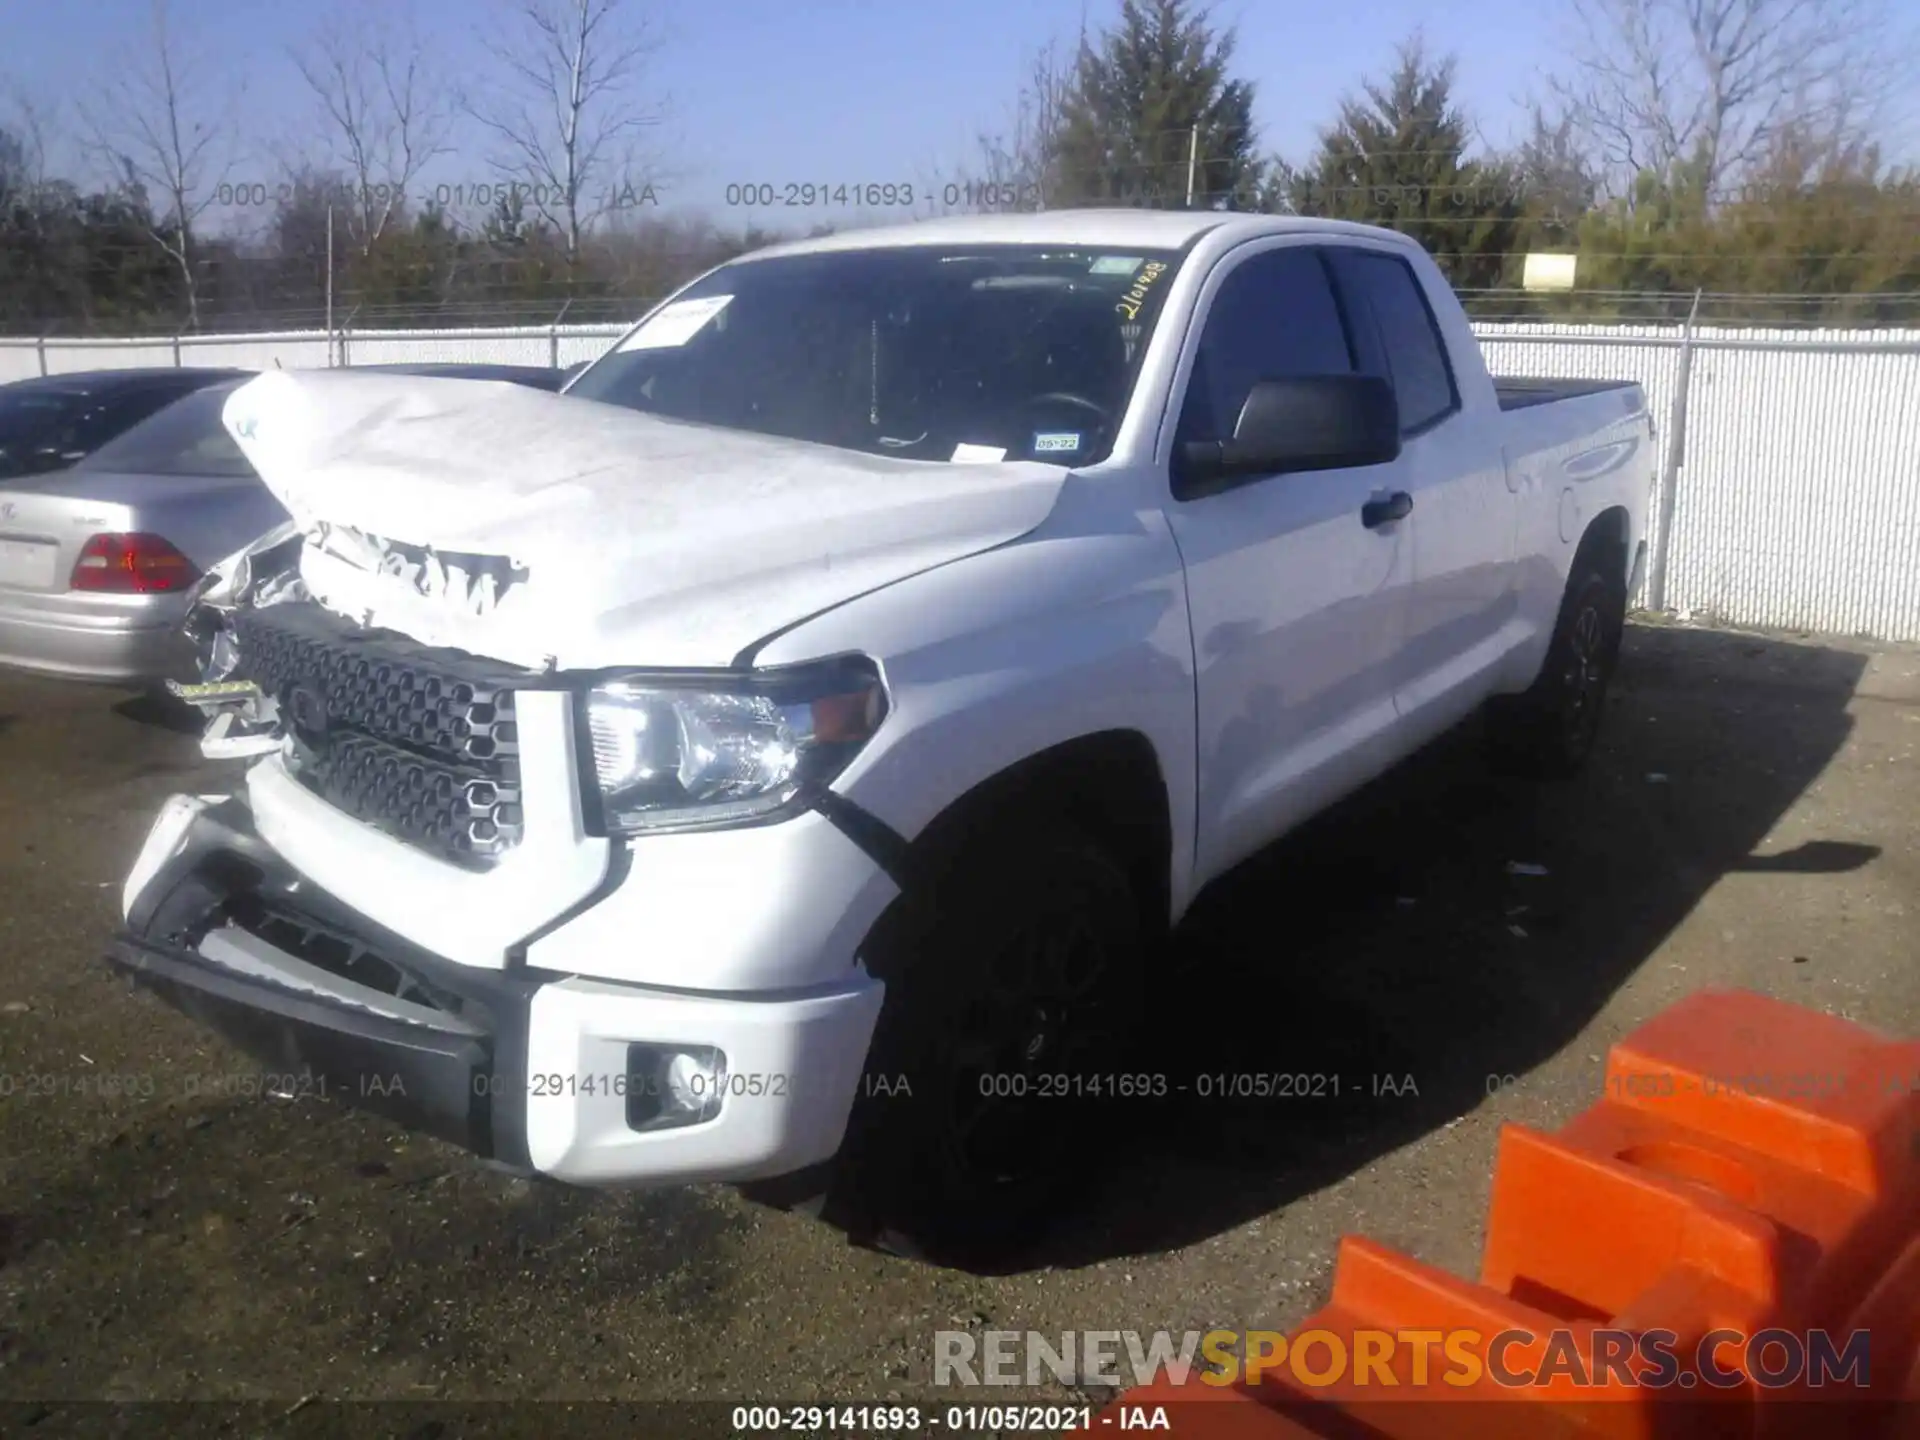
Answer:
624;1043;726;1133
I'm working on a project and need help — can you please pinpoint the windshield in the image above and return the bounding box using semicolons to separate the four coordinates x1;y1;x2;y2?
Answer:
566;245;1184;466
76;384;256;478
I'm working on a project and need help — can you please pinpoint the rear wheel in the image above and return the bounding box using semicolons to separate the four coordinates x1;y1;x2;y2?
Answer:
1486;556;1626;779
825;823;1147;1267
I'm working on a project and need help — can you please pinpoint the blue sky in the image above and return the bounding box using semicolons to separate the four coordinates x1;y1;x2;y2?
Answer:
0;0;1893;238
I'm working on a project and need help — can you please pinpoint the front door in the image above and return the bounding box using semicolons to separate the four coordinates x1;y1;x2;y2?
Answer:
1162;242;1417;889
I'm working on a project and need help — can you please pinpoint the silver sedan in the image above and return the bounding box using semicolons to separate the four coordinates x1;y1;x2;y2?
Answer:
0;381;286;685
0;365;580;685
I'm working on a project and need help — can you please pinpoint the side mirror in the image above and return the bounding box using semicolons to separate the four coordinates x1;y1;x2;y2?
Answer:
1176;374;1401;497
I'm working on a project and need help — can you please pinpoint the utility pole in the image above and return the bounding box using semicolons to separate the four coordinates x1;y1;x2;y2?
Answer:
325;203;335;366
1185;126;1199;208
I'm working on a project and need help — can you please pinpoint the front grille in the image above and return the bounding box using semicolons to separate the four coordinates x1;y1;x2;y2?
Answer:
231;602;536;870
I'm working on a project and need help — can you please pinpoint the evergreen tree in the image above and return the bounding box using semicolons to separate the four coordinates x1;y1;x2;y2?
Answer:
1050;0;1263;209
1568;157;1716;319
1287;36;1523;291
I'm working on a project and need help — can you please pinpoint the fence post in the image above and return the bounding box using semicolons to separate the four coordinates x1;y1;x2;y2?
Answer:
35;324;51;376
339;304;361;368
171;331;182;367
1646;288;1702;614
549;298;572;368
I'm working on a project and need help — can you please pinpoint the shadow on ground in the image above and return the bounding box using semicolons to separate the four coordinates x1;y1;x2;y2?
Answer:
111;689;205;735
1027;623;1879;1268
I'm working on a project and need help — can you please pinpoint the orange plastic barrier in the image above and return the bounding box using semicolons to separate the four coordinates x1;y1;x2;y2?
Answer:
1079;989;1920;1438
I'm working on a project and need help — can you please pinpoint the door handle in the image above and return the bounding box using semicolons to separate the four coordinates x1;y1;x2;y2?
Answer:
1361;491;1413;529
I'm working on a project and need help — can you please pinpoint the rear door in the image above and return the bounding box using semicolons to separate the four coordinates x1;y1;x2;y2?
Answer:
1163;241;1418;888
1324;246;1518;734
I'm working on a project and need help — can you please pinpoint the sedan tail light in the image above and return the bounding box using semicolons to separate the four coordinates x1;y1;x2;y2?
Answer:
70;533;201;594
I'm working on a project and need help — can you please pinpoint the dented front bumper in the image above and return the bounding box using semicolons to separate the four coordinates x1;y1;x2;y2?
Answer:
110;794;888;1187
111;795;539;1160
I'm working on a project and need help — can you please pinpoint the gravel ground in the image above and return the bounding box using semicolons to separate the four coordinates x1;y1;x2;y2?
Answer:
0;619;1915;1432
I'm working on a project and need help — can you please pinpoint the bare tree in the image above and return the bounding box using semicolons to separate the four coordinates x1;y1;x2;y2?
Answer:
1544;0;1916;201
289;0;452;255
914;37;1075;219
462;0;669;264
76;0;240;327
0;87;57;203
1512;102;1601;223
975;39;1075;209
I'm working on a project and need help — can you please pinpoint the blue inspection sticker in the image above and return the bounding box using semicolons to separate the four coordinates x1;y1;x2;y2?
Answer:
1032;431;1083;454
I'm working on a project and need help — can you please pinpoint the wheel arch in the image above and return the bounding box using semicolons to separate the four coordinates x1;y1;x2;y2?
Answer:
1580;505;1633;593
858;728;1174;982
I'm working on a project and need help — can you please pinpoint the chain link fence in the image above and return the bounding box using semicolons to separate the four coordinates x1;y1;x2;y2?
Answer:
3;305;1918;645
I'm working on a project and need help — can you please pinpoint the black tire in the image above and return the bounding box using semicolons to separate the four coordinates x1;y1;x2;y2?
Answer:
1486;555;1626;779
824;822;1147;1267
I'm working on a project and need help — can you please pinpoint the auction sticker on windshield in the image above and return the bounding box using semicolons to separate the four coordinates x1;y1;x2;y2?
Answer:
618;294;734;351
1089;255;1143;276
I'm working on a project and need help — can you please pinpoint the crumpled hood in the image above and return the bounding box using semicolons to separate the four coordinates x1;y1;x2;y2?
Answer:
221;369;1070;669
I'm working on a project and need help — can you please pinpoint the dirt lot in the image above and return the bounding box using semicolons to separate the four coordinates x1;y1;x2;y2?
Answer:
1;620;1916;1431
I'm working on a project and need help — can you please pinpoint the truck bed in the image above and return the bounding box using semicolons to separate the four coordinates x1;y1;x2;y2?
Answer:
1493;377;1639;412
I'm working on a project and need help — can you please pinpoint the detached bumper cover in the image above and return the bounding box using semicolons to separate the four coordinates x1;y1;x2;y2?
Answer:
106;797;886;1185
109;796;543;1164
106;927;507;1153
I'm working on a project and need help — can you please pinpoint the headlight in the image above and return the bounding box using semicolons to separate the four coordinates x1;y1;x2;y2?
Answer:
584;655;888;834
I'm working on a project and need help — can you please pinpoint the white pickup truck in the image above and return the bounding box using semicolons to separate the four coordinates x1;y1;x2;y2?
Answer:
109;210;1652;1263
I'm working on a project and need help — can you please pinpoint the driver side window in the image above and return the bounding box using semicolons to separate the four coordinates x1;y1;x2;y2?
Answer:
1176;247;1356;447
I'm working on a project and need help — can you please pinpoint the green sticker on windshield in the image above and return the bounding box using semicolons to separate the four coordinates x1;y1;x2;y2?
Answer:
1089;255;1144;276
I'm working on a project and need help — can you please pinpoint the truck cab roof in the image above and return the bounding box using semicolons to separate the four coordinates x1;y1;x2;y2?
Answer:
744;209;1426;263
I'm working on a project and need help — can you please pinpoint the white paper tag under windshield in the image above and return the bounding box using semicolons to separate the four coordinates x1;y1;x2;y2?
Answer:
618;295;734;351
950;443;1008;463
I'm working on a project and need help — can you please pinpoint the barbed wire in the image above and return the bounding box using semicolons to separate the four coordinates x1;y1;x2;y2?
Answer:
7;171;1918;337
13;159;1919;224
8;289;1918;339
13;234;1920;268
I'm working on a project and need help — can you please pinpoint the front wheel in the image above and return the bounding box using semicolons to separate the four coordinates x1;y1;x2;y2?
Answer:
825;823;1147;1267
1486;559;1626;779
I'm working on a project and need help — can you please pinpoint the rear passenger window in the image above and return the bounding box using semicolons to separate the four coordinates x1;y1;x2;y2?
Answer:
1176;247;1353;447
1328;250;1458;434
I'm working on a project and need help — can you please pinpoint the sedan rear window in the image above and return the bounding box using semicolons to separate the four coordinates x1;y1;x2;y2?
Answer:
76;385;257;479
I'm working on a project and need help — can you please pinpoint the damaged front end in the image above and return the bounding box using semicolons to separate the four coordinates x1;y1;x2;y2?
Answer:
168;521;309;760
